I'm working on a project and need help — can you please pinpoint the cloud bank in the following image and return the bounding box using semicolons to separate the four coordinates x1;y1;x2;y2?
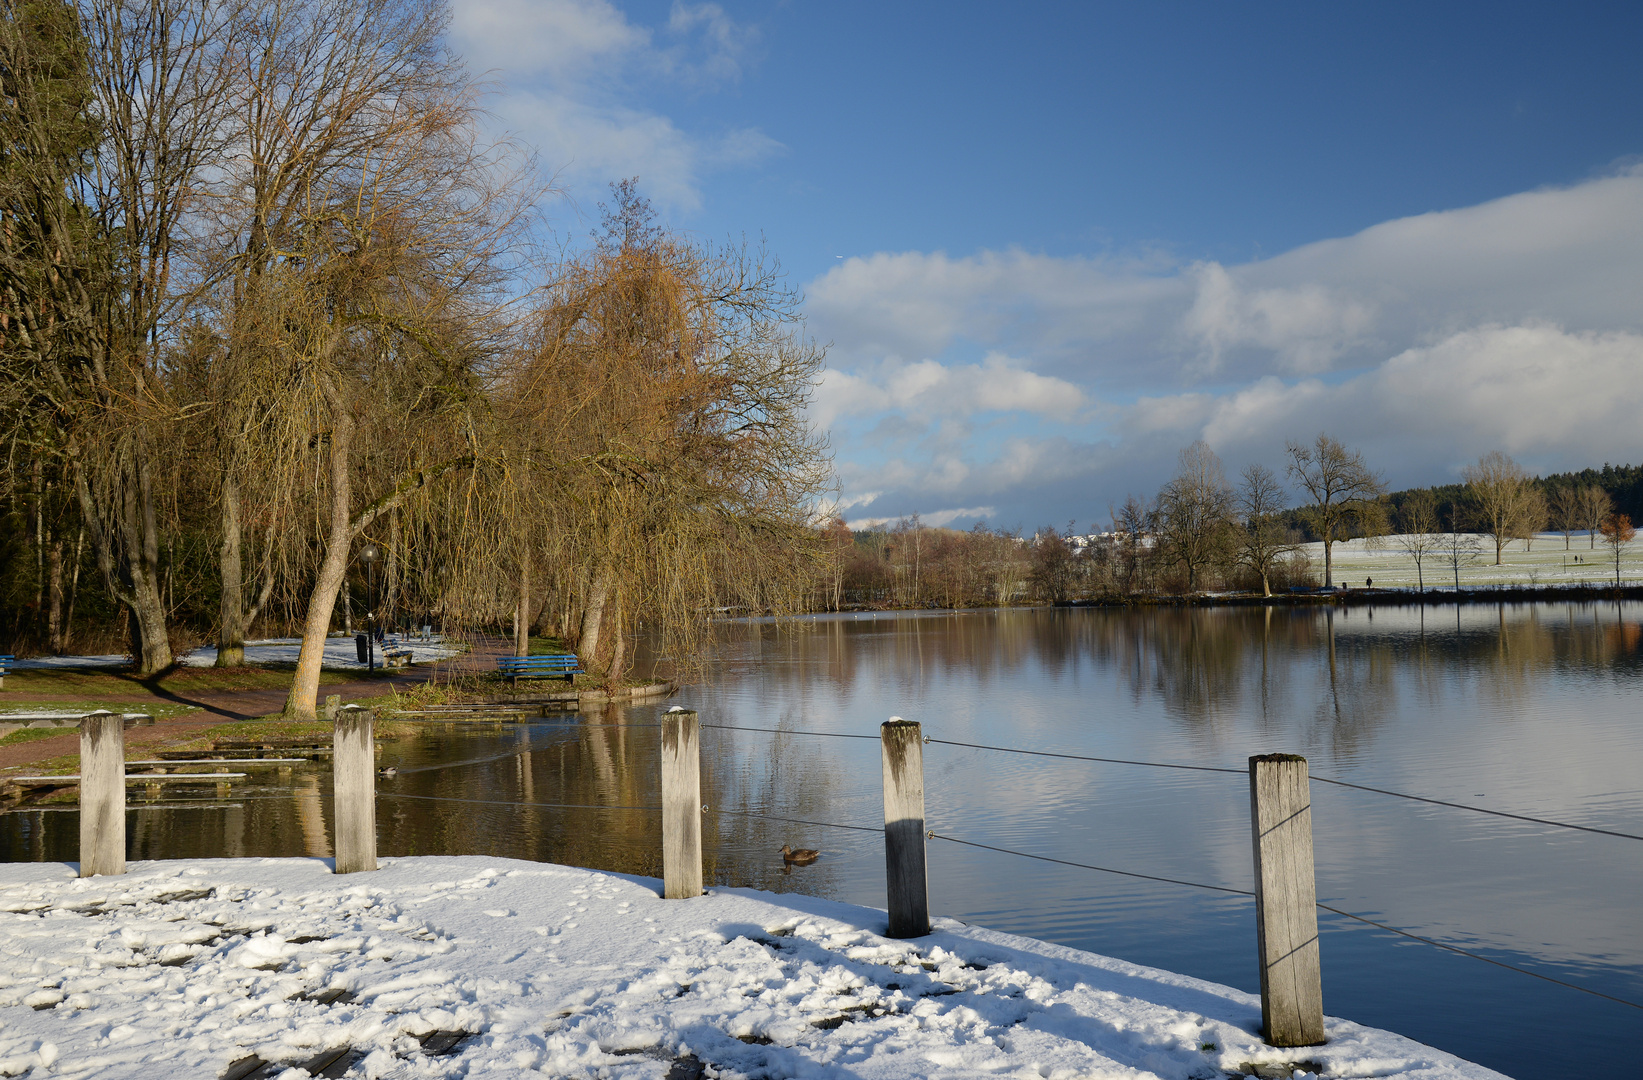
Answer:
809;169;1643;530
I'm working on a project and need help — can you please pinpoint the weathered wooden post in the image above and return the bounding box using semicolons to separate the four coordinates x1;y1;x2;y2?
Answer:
79;710;126;877
660;708;702;899
332;705;376;873
1249;753;1325;1046
881;717;929;937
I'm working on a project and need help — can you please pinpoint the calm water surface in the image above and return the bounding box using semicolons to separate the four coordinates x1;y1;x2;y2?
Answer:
5;602;1642;1078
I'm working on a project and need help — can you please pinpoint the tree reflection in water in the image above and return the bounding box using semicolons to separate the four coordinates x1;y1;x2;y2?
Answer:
2;603;1641;1079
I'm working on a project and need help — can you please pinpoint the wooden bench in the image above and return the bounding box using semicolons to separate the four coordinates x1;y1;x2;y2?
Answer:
495;654;582;686
0;655;12;690
382;644;414;668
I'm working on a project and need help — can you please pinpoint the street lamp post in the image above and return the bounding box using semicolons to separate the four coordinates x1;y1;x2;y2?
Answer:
361;546;378;672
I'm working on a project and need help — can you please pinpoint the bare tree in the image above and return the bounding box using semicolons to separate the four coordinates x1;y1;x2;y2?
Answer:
1029;526;1076;602
1442;508;1481;592
1234;463;1296;597
1549;485;1581;550
1155;441;1234;593
1394;491;1442;593
1577;484;1613;550
1599;514;1635;587
1111;494;1152;594
203;0;476;666
1285;433;1384;588
1463;451;1541;565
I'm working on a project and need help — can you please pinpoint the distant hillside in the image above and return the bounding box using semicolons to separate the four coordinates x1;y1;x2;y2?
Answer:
1278;462;1642;540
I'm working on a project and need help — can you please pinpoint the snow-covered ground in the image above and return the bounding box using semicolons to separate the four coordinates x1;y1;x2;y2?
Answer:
9;638;464;672
178;637;464;671
1301;532;1639;589
0;856;1502;1079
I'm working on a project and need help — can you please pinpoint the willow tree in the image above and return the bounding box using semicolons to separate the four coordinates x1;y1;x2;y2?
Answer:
268;63;530;719
505;184;830;682
202;0;481;666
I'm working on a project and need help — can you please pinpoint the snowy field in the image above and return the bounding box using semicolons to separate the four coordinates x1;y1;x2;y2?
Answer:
0;856;1502;1080
11;637;463;672
1301;532;1640;590
179;637;464;671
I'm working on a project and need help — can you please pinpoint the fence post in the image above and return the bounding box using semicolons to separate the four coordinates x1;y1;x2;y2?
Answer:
1249;753;1325;1047
660;708;702;899
79;710;126;877
333;705;376;873
881;717;929;937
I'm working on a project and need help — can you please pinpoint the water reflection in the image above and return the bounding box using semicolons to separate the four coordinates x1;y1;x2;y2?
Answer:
2;603;1641;1078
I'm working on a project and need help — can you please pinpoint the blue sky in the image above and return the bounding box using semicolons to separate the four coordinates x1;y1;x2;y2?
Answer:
452;0;1643;531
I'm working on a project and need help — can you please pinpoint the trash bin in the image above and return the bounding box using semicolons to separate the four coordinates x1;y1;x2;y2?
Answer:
355;633;369;664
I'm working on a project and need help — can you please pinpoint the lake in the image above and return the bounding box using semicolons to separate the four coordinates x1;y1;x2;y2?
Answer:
5;601;1641;1078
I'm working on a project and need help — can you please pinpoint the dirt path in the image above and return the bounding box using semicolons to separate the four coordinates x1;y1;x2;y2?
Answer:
0;635;517;772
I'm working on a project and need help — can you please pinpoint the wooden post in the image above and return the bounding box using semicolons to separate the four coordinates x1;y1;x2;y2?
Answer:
333;705;376;873
323;694;342;721
660;708;702;899
79;711;126;877
881;717;929;937
1249;753;1325;1046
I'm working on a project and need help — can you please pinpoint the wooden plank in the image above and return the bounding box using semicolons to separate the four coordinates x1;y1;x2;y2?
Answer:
881;718;930;938
79;712;125;877
1248;753;1325;1047
333;708;377;874
660;709;702;899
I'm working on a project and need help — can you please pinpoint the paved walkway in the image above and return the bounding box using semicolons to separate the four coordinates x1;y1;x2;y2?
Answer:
0;635;517;772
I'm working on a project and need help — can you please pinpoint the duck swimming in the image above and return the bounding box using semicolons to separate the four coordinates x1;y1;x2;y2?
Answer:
378;766;398;778
779;845;819;865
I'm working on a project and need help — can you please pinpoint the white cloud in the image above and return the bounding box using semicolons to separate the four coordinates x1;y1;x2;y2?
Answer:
805;249;1180;370
847;506;997;530
811;352;1086;431
808;171;1643;527
806;167;1643;387
450;0;777;210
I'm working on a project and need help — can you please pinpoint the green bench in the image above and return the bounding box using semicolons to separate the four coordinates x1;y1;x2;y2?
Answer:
495;654;582;686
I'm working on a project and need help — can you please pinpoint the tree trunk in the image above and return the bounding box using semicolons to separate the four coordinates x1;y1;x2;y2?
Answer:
385;511;401;629
216;473;246;666
579;569;612;673
514;559;531;657
286;412;355;720
1322;539;1334;587
63;527;83;652
47;536;64;653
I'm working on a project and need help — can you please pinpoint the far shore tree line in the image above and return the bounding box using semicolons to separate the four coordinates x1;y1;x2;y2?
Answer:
0;0;830;712
816;439;1640;608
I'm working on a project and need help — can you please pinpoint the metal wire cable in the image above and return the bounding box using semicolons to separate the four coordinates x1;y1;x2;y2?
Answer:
379;792;660;812
925;738;1244;775
1308;776;1643;842
922;736;1641;842
928;832;1255;896
700;724;881;741
1312;903;1643;1012
707;807;881;834
928;831;1643;1012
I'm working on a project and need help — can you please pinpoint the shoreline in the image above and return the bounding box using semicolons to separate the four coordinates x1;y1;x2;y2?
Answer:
806;582;1643;617
0;854;1506;1080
